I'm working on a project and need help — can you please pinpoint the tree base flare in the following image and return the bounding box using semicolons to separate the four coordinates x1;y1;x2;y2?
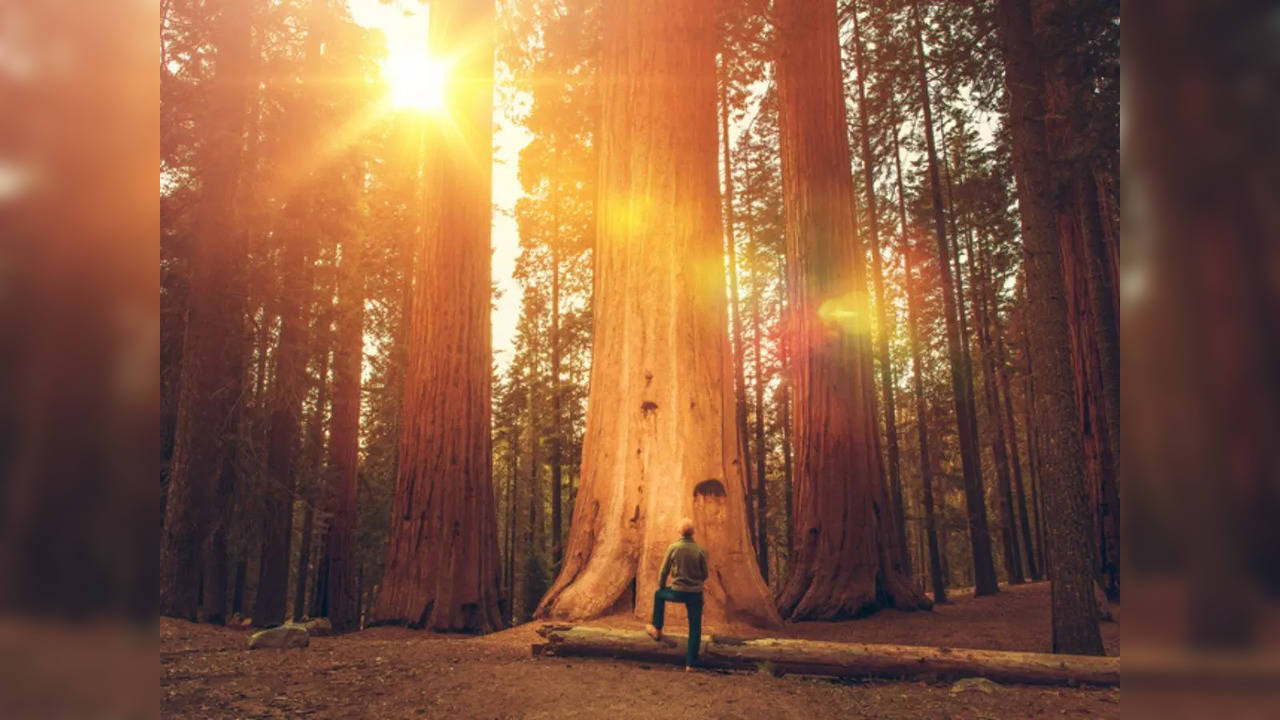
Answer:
534;625;1118;687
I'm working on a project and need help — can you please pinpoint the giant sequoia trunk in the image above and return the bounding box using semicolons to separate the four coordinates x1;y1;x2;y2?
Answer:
773;0;928;620
996;0;1103;655
911;2;999;597
374;0;504;633
535;0;778;628
159;0;253;621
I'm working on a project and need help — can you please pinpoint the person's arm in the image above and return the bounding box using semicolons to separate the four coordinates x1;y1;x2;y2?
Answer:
695;548;708;581
659;546;673;588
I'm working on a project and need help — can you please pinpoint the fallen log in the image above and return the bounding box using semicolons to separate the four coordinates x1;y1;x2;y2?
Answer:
534;625;1118;687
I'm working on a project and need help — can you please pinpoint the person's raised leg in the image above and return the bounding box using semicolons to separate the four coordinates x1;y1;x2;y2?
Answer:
647;588;675;640
685;593;703;670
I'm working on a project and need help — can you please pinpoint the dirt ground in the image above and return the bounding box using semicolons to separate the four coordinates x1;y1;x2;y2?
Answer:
161;581;1120;719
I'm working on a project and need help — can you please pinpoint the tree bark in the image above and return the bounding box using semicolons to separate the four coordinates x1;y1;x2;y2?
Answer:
893;128;947;605
851;9;908;573
910;1;999;597
374;0;504;633
159;0;253;621
773;0;928;620
536;0;778;628
995;0;1103;654
535;625;1118;686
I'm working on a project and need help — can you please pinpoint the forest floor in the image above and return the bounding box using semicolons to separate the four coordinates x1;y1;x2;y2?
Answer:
161;581;1120;719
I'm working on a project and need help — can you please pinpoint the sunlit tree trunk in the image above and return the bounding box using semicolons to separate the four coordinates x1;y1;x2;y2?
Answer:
375;0;504;633
851;9;907;572
893;128;947;605
911;1;999;597
159;0;253;622
536;0;778;627
996;0;1103;654
773;0;928;620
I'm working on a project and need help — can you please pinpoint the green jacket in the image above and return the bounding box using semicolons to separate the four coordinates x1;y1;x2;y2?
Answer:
659;536;708;593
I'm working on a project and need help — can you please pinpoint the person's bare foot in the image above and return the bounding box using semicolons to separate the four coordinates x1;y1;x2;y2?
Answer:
685;666;695;673
645;624;662;641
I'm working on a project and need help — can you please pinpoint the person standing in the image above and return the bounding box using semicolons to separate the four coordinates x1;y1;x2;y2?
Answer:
646;518;708;671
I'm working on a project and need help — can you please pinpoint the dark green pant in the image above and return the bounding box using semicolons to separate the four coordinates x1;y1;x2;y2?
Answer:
652;588;703;667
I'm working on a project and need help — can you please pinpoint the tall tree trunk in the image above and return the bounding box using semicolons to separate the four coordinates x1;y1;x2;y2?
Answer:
375;0;504;633
1037;0;1120;601
550;244;564;566
911;1;999;596
893;128;947;605
986;241;1040;580
504;429;518;624
995;0;1103;654
744;199;769;582
777;261;794;559
294;317;331;623
1019;290;1048;577
252;1;329;627
536;0;778;628
252;203;313;628
968;231;1023;584
159;0;253;621
851;9;908;573
316;188;364;632
774;0;928;620
720;70;756;547
231;560;247;616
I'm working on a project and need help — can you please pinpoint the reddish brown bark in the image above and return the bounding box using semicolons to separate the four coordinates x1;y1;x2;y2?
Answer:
374;0;504;633
773;0;928;620
536;0;778;628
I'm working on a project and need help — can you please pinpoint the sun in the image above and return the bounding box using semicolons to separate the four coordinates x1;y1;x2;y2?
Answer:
385;51;449;112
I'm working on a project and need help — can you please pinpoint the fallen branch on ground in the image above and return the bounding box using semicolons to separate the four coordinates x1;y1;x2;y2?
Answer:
532;625;1118;687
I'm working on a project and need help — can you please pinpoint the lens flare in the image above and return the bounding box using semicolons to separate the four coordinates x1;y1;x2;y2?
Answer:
385;51;448;111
